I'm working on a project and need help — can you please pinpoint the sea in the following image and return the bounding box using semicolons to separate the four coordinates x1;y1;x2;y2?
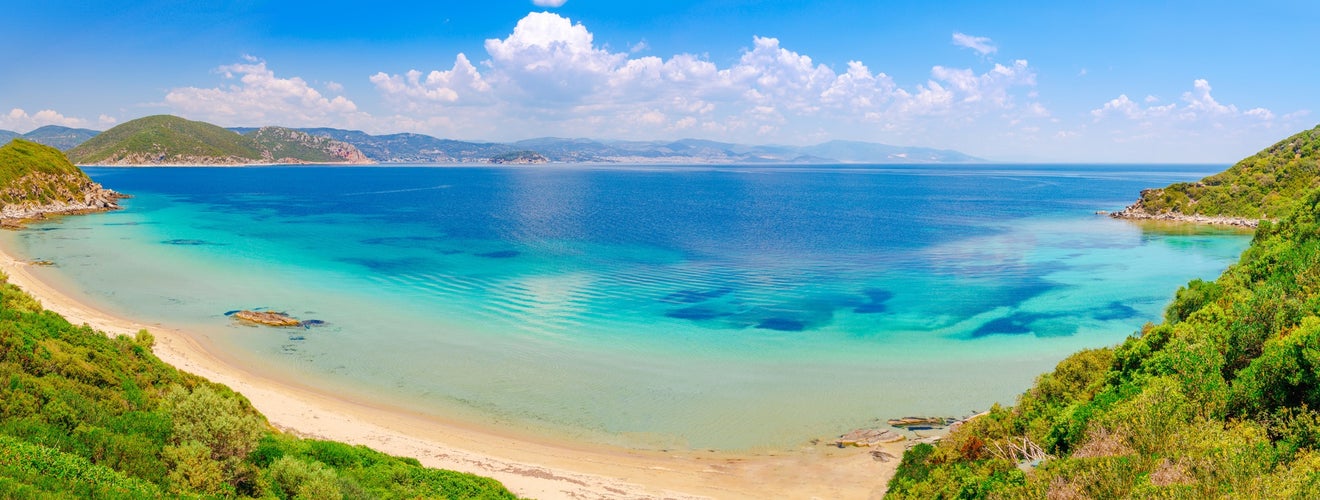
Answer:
2;164;1251;451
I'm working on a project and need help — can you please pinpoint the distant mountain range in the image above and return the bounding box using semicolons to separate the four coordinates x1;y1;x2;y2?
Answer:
229;127;981;164
0;125;101;151
9;114;983;165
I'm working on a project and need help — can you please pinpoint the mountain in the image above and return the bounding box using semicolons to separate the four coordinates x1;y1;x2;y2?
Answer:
887;125;1320;497
20;125;101;151
68;116;370;165
1113;124;1320;224
0;130;18;143
267;127;980;164
0;138;121;222
244;126;372;164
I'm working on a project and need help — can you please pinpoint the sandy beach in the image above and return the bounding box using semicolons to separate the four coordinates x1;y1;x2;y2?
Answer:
0;237;901;499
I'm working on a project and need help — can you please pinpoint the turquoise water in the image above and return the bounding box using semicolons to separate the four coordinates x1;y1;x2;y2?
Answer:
7;164;1250;450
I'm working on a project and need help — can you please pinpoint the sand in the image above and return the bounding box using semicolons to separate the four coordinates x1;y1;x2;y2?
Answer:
0;241;902;499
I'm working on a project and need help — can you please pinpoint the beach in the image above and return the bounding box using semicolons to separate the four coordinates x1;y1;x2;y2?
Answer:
0;237;900;499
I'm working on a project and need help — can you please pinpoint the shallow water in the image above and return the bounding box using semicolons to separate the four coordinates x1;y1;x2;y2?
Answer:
7;164;1250;450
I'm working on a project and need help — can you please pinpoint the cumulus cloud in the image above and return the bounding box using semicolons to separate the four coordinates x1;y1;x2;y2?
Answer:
952;32;997;55
164;56;363;127
1090;79;1271;124
370;12;1044;144
0;108;88;132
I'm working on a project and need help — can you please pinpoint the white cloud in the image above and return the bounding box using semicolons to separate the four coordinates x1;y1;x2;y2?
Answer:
951;32;997;55
0;108;89;132
1080;79;1313;161
371;12;1044;145
532;0;566;6
98;114;118;127
164;56;364;127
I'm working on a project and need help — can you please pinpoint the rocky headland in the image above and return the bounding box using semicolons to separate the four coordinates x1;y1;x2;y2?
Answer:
1108;193;1262;227
0;139;124;226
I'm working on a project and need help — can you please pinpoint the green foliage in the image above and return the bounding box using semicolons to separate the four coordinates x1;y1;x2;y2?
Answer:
0;273;519;498
0;139;83;186
1130;124;1320;219
0;139;96;207
67;115;265;165
890;131;1320;497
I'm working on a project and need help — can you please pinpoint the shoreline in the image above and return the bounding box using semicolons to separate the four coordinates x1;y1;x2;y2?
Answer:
0;236;899;499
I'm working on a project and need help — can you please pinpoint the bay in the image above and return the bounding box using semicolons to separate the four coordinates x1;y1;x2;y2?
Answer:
6;164;1250;450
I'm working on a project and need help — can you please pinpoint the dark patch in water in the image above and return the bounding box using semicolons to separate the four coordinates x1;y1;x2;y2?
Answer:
288;335;306;341
476;250;521;259
972;315;1035;337
223;310;241;316
1092;301;1139;321
341;257;432;273
756;317;806;331
360;235;448;246
163;239;222;246
665;307;731;320
660;287;733;304
300;320;326;328
853;288;894;314
440;249;464;255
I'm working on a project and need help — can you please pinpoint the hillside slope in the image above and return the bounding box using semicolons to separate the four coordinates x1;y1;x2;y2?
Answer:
888;126;1320;497
20;125;101;151
68;115;264;165
1113;124;1320;224
0;139;121;222
68;116;371;166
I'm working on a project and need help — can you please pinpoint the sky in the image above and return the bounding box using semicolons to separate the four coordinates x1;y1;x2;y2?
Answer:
1;0;1316;163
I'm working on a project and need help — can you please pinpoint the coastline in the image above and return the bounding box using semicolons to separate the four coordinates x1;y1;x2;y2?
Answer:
0;236;900;499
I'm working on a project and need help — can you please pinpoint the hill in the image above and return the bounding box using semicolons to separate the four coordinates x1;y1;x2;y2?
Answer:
0;130;17;143
1113;124;1320;225
20;125;101;151
0;138;121;222
68;116;370;166
244;127;372;164
69;115;264;165
887;126;1320;497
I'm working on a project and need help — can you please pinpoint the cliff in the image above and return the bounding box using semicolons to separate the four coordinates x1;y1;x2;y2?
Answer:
0;138;122;224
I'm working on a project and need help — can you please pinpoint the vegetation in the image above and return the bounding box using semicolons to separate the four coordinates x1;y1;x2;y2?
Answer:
888;125;1320;498
245;127;353;163
489;151;548;164
0;272;518;498
68;115;265;165
0;139;99;207
18;126;100;151
66;116;366;165
1127;124;1320;219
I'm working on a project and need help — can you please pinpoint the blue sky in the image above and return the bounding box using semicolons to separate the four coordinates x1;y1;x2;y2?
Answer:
2;0;1316;162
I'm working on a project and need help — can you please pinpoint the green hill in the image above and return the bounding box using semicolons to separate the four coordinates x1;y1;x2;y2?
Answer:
66;116;370;166
0;273;517;498
1115;124;1320;222
68;115;264;165
20;125;101;151
887;127;1320;497
244;127;370;164
0;139;120;219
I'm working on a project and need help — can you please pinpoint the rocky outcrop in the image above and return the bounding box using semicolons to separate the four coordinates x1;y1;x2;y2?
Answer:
833;428;905;447
1109;194;1262;227
231;310;303;327
0;172;124;225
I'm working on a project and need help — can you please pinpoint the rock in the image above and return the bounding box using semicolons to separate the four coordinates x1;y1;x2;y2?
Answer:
887;416;955;428
1108;196;1263;227
26;259;55;266
833;428;905;447
232;310;303;327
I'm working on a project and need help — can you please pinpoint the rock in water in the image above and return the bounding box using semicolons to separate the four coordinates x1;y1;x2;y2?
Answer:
833;428;904;447
232;310;302;327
